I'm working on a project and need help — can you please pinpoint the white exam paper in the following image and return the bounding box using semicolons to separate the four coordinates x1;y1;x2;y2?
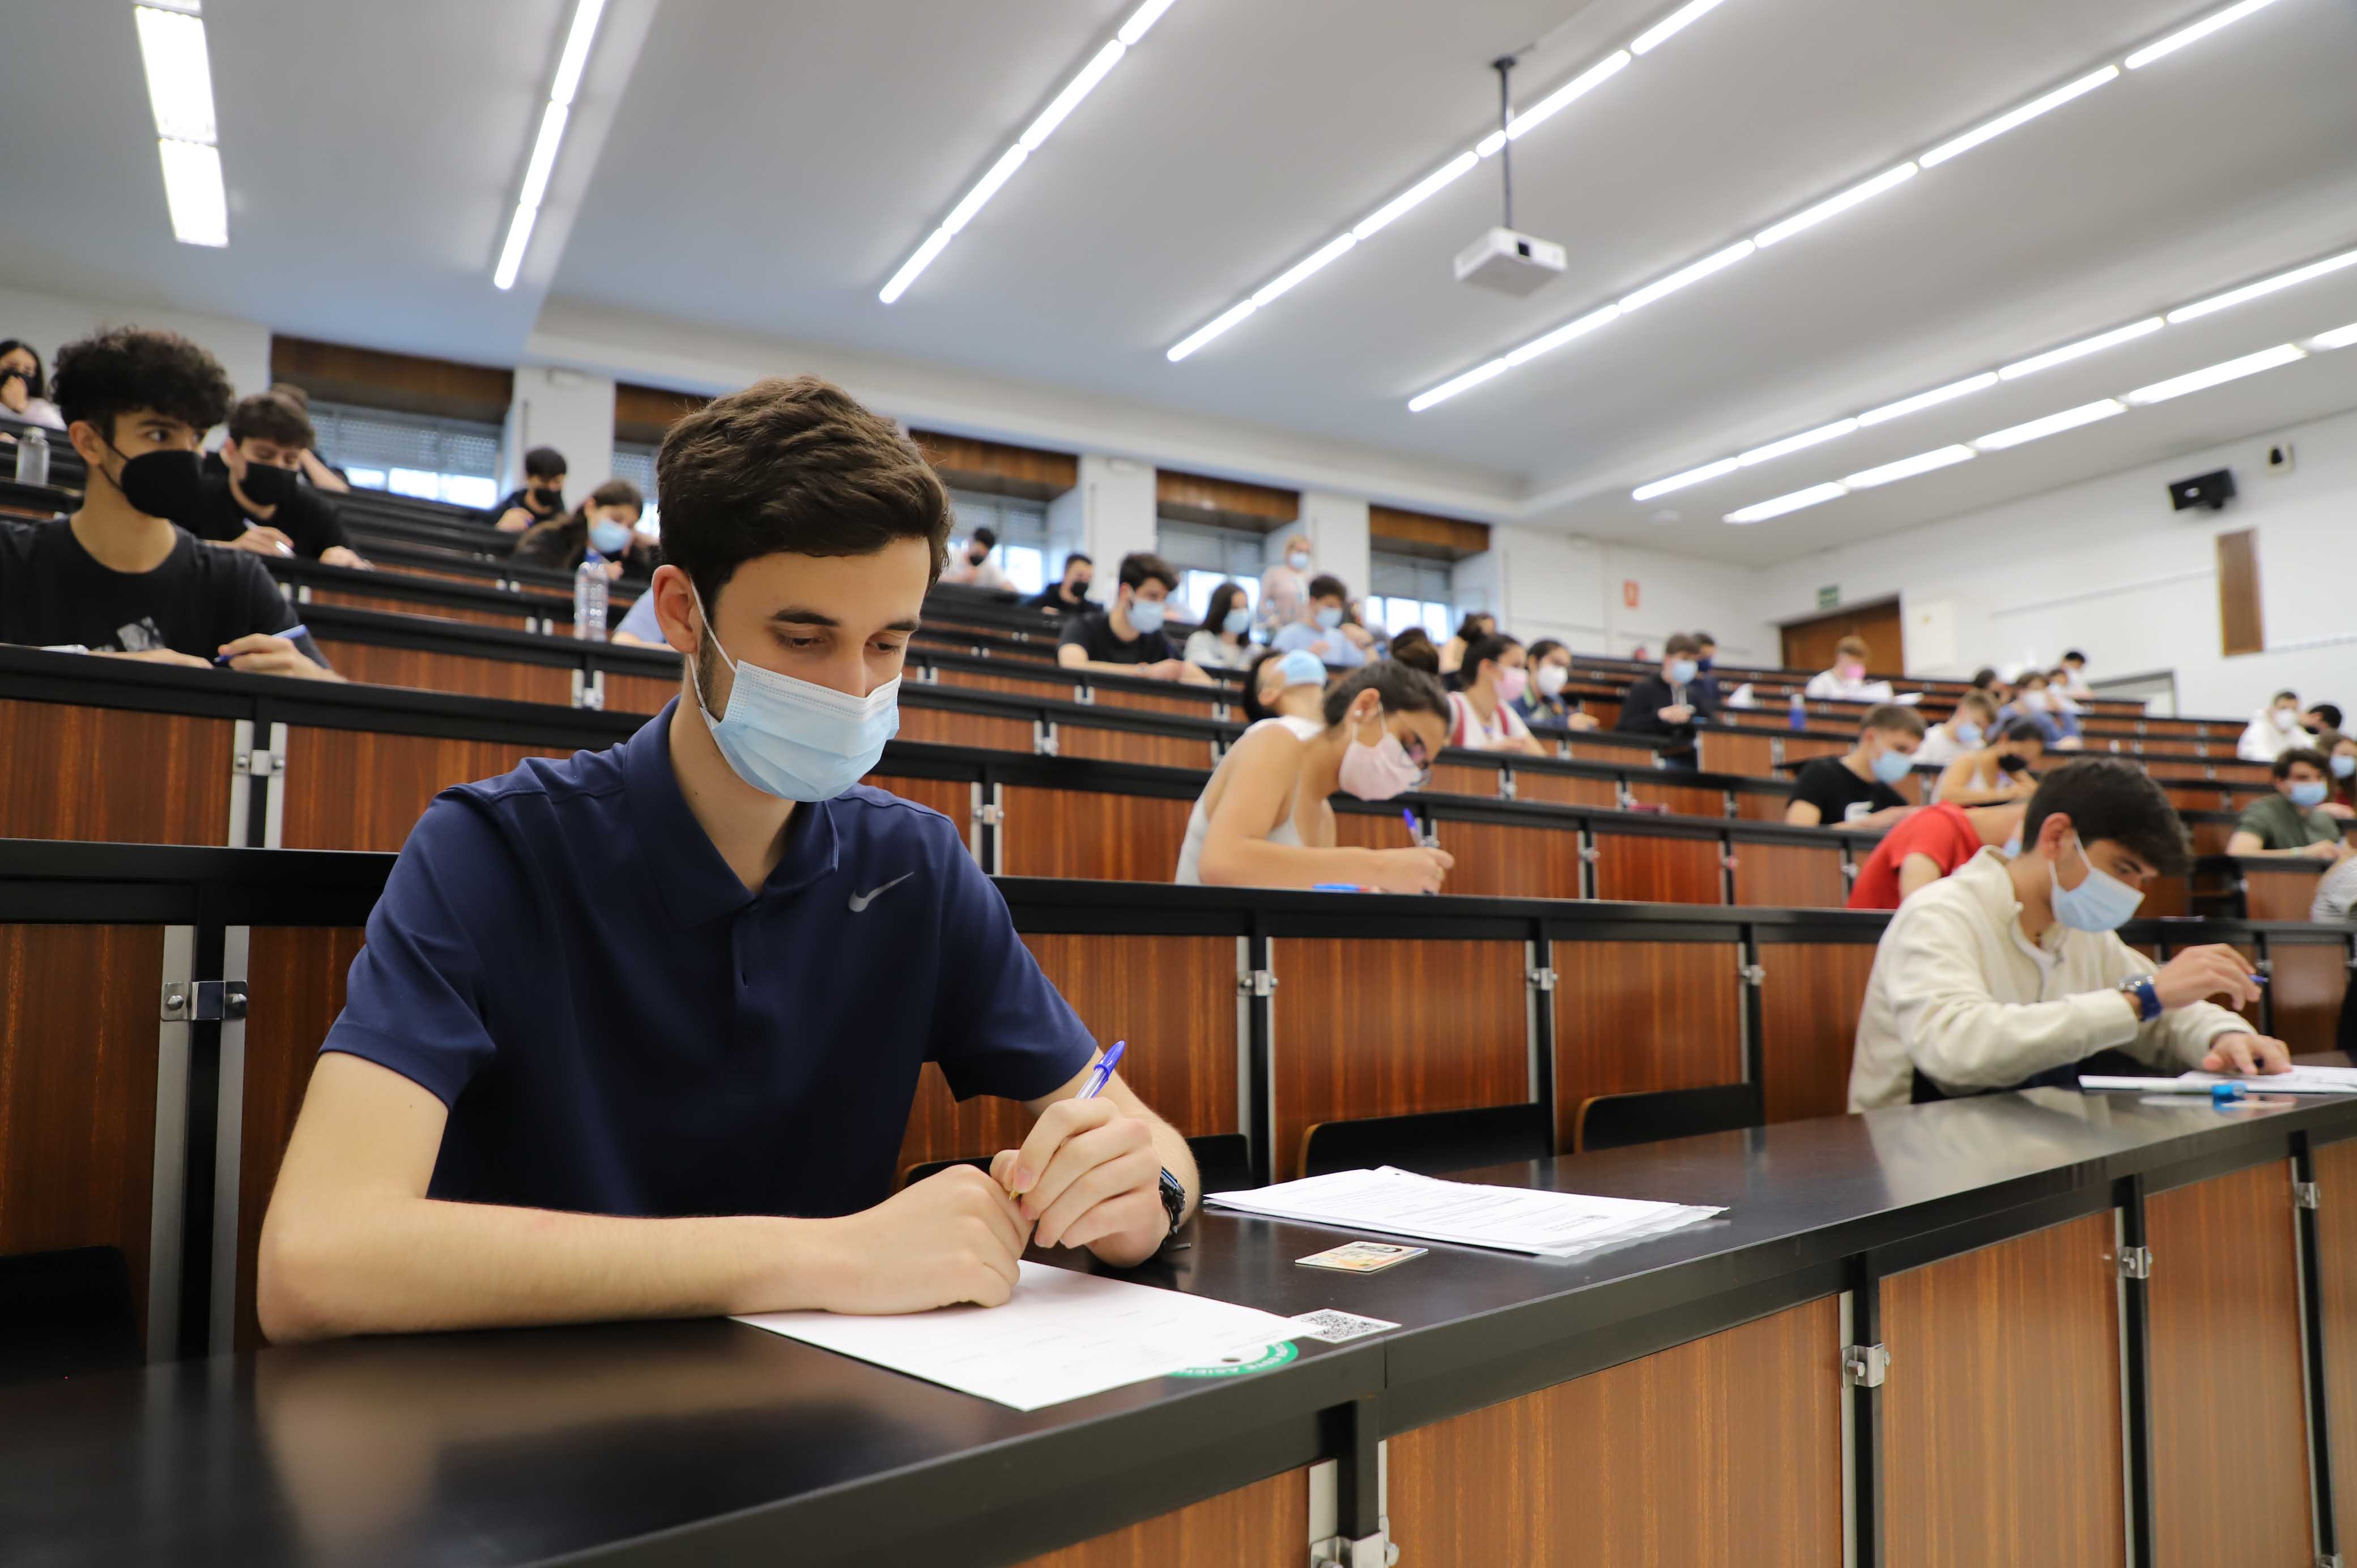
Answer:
2180;1066;2357;1095
1206;1166;1723;1258
732;1262;1303;1412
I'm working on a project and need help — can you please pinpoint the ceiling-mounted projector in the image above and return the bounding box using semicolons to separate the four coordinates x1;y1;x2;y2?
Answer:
1456;54;1565;297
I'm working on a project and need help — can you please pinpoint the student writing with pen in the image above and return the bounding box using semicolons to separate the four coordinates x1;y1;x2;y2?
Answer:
256;378;1197;1340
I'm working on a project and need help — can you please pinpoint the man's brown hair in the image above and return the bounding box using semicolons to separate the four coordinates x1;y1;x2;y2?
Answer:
1863;702;1926;739
1835;635;1869;661
656;374;950;608
228;391;315;451
1663;632;1703;658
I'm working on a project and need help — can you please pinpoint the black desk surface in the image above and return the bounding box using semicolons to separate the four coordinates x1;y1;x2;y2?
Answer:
11;1083;2356;1567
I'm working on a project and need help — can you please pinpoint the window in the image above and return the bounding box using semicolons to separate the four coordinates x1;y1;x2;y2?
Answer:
611;440;662;537
306;400;503;510
1158;519;1269;621
1369;551;1454;640
947;489;1051;595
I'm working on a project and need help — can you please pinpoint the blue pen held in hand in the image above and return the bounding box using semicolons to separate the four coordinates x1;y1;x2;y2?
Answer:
1402;807;1419;844
217;624;308;665
1075;1040;1126;1102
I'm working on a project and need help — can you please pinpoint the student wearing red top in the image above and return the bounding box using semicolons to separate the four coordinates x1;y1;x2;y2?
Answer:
1847;799;2028;910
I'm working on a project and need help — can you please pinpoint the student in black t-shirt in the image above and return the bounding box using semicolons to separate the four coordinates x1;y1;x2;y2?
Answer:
1024;551;1095;617
176;392;366;566
1786;703;1924;829
489;446;568;533
0;326;337;679
1054;551;1212;685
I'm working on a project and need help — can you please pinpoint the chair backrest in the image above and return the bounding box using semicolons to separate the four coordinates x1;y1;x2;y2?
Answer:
1574;1084;1762;1154
1298;1103;1551;1179
0;1247;140;1386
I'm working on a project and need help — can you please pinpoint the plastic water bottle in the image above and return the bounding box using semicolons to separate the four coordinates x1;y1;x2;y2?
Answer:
1788;691;1807;731
14;426;48;487
574;551;609;642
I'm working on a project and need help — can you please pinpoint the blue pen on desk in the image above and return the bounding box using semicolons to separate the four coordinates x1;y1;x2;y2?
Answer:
217;624;307;664
1076;1039;1126;1102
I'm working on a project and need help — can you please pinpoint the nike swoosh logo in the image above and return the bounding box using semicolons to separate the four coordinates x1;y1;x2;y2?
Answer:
848;872;916;913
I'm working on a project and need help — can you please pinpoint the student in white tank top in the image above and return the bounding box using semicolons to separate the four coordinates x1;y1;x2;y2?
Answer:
1175;656;1457;892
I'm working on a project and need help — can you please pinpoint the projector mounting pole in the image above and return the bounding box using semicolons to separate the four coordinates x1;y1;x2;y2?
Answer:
1493;55;1516;231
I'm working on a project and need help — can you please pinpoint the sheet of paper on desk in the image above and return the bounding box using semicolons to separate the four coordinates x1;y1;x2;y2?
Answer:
1206;1166;1724;1258
2180;1066;2357;1094
732;1262;1304;1412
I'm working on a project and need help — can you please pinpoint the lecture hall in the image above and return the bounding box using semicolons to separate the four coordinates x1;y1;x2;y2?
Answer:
9;0;2357;1563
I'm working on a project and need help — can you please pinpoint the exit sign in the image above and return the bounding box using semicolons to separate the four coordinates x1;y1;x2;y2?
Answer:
1622;580;1640;610
1817;584;1840;609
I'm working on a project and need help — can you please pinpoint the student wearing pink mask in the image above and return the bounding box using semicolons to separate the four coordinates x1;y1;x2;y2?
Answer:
1175;659;1456;891
1803;635;1895;702
1446;633;1550;756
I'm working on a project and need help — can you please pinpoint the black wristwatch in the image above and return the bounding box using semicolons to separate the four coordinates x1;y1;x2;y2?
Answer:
1156;1167;1188;1243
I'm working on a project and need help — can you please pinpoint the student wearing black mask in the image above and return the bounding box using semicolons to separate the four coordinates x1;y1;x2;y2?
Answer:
0;327;337;678
177;393;365;566
490;446;568;533
0;339;65;429
1025;551;1094;616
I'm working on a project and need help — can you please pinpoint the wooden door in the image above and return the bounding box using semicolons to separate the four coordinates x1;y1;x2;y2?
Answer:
1780;599;1904;678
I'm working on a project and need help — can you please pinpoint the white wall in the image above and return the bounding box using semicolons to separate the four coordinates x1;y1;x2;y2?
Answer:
501;366;616;497
1291;492;1370;606
0;283;273;415
1048;454;1158;577
1755;404;2357;718
1452;525;1774;664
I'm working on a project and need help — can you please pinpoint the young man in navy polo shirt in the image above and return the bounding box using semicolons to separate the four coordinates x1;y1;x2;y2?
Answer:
259;377;1198;1340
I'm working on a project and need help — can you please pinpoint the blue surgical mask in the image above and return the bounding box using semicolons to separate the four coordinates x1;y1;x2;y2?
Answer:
1871;746;1914;785
2291;779;2329;809
2001;830;2022;857
1951;721;1984;749
1315;606;1345;630
1223;607;1252;636
1666;658;1697;685
685;583;900;802
1288;550;1311;572
2336;753;2356;779
2049;834;2143;932
1126;594;1168;634
1277;649;1326;688
589;518;633;555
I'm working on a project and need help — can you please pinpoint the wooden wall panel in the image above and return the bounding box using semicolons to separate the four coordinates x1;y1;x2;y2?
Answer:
1055;726;1219;772
2146;1160;2311;1568
1593;832;1723;905
279;727;577;852
0;924;166;1339
1269;939;1528;1180
614;382;710;444
1155;470;1297;527
0;700;233;845
999;788;1193;881
1627;779;1725;817
2269;941;2349;1057
301;589;526;630
1552;941;1743;1148
1367;503;1490;558
897;934;1238;1176
895;706;1032;752
912;429;1078;500
1512;770;1618;809
236;927;365;1350
1881;1212;2125;1568
270;334;512;423
2315;1138;2357;1536
316;640;575;707
1780;600;1904;677
1429;820;1583;902
1730;840;1847;907
1388;1295;1842;1566
2216;528;2264;657
1016;1467;1307;1568
1758;943;1878;1122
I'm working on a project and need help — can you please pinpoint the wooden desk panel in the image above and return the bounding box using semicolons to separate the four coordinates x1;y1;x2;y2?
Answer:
278;728;576;852
1730;840;1847;908
896;706;1032;753
860;774;973;847
936;668;1072;702
303;589;526;630
1732;789;1793;822
605;671;677;714
1758;943;1878;1122
1429;819;1584;902
998;788;1192;882
1881;1212;2125;1568
1016;1467;1307;1567
1269;939;1528;1180
1552;941;1743;1148
1593;831;1722;905
0;924;165;1340
2315;1138;2357;1536
1056;726;1216;772
2243;866;2326;923
1512;771;1617;809
1627;779;1725;817
2145;1160;2311;1568
316;640;575;707
2269;942;2349;1056
1090;684;1219;718
1427;761;1504;799
1388;1294;1841;1566
0;699;233;845
1701;730;1776;779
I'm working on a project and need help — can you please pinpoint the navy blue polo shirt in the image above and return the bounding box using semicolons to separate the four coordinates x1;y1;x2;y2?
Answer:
322;699;1097;1220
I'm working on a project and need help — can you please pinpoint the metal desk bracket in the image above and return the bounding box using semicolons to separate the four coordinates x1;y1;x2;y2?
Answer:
161;980;247;1022
1843;1343;1890;1388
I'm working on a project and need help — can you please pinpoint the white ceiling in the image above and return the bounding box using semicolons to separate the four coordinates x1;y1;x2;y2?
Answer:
6;0;2355;566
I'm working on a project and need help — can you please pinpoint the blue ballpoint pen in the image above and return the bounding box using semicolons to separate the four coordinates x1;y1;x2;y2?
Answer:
217;624;308;664
1402;807;1419;844
1076;1039;1126;1101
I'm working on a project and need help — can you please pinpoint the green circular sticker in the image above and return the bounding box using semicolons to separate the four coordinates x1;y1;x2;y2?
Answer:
1172;1340;1299;1379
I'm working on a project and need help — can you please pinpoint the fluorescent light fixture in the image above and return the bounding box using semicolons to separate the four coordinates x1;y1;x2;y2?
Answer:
1507;51;1630;140
1739;418;1860;466
2311;321;2357;351
2125;343;2305;404
492;203;539;291
1253;233;1357;307
1857;372;2000;426
515;103;571;213
878;227;953;305
1407;357;1512;414
156;138;227;247
2168;248;2357;323
1117;0;1178;46
1631;0;1731;56
1755;163;1916;249
135;6;216;143
1504;304;1623;367
1020;39;1127;150
1997;317;2164;380
1352;151;1478;241
1844;445;1976;489
1725;483;1848;524
1631;457;1741;502
1971;399;2126;451
2125;0;2286;70
1475;129;1506;158
1621;240;1755;313
1919;66;2117;168
1167;300;1258;363
942;144;1028;233
548;0;609;106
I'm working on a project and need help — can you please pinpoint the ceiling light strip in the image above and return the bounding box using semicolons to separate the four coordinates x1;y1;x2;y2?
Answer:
2124;343;2305;404
492;0;606;291
1844;444;1976;488
881;0;1173;305
2124;0;2287;70
2168;246;2357;322
1997;317;2164;380
1725;483;1849;524
1411;0;2290;414
134;4;227;247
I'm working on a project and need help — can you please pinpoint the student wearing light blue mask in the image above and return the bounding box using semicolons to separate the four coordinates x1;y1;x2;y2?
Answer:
1056;550;1213;685
258;375;1199;1344
1850;757;2286;1109
2226;747;2352;862
512;478;656;581
1785;703;1925;829
1269;573;1369;670
1182;580;1258;671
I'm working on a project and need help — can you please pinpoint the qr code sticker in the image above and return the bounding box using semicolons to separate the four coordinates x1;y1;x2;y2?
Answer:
1290;1309;1400;1344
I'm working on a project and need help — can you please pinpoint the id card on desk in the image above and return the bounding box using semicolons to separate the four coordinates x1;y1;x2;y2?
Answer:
1296;1241;1428;1274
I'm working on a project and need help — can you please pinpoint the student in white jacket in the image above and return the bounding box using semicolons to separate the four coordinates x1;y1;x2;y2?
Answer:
2239;689;2308;762
1849;757;2288;1110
